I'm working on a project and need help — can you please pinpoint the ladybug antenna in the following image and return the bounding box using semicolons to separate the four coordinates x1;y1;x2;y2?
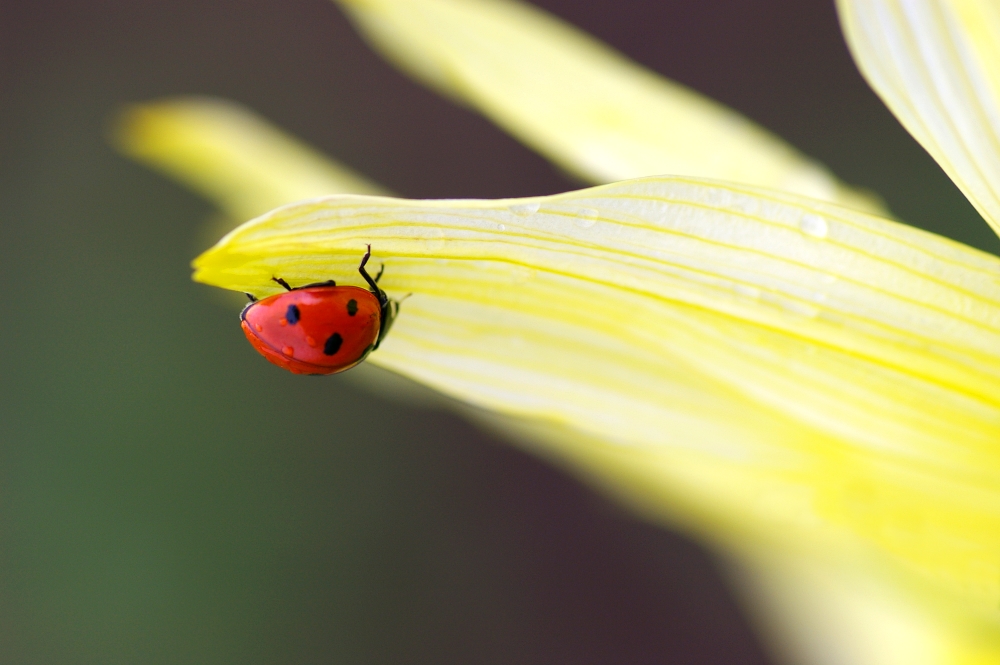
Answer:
271;276;293;291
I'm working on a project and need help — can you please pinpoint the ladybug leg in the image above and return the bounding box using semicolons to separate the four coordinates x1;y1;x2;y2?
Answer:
271;276;293;291
373;263;385;284
358;244;382;295
244;293;258;303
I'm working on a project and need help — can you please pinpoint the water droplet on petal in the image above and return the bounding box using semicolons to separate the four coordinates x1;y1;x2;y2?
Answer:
575;209;598;229
497;223;506;231
799;214;828;239
508;202;540;216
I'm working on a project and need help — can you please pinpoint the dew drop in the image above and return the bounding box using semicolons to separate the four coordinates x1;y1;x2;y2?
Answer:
575;209;598;229
278;318;288;326
578;208;599;225
282;345;294;356
497;223;506;231
254;323;263;333
305;336;317;347
509;201;540;216
799;214;829;239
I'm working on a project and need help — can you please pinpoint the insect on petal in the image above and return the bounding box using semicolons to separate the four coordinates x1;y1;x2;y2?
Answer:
194;176;1000;618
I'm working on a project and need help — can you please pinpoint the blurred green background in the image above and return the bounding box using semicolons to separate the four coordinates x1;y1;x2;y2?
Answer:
0;1;993;663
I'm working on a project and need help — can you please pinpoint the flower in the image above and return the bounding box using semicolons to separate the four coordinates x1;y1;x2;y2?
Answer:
116;0;1000;663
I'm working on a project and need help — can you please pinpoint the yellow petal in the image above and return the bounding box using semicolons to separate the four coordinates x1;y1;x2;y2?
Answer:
335;0;884;213
113;97;386;222
194;176;1000;619
114;98;448;403
730;548;1000;665
837;0;1000;238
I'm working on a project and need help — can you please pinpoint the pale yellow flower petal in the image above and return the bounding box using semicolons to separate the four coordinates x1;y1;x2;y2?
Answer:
114;97;386;222
335;0;884;213
114;98;445;403
730;549;1000;665
837;0;1000;237
194;176;1000;617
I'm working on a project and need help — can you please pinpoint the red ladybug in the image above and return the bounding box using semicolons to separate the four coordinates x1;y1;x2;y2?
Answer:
240;245;399;375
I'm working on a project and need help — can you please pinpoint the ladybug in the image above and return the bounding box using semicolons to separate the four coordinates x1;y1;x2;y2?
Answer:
240;245;400;375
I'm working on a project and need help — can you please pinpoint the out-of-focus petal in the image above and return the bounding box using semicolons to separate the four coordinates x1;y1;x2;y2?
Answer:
114;97;436;401
114;97;386;222
838;0;1000;237
729;548;1000;665
194;176;1000;616
335;0;884;213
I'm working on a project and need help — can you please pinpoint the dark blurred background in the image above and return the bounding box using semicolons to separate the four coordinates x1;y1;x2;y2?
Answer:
0;1;993;664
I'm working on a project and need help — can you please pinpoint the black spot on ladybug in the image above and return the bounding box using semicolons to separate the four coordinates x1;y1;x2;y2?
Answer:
286;304;301;324
347;299;358;316
324;333;343;356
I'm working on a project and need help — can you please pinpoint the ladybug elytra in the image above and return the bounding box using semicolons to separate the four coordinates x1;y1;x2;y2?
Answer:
240;245;399;375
